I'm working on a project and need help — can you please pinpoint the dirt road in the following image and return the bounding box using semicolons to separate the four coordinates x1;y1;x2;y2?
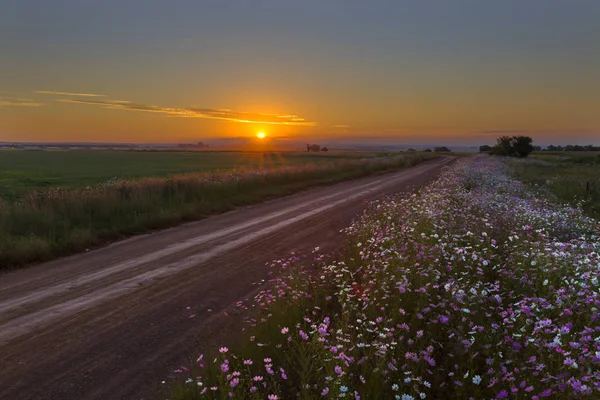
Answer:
0;157;454;400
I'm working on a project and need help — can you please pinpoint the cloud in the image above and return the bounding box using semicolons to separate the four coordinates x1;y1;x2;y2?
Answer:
57;98;316;126
0;96;44;108
332;124;351;128
475;129;531;135
35;90;106;97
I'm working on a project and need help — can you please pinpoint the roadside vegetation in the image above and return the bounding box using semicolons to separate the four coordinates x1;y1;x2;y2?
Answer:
510;152;600;220
0;152;436;269
0;150;383;200
170;157;599;399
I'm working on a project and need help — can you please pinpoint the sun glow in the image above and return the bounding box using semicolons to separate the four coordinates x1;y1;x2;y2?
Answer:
257;132;266;139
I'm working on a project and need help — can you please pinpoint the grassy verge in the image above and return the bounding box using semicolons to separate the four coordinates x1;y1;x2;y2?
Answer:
169;157;599;399
509;152;600;219
0;154;437;270
0;150;387;199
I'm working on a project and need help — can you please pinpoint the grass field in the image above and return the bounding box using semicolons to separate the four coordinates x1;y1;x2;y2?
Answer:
510;151;600;219
0;150;380;200
0;150;437;269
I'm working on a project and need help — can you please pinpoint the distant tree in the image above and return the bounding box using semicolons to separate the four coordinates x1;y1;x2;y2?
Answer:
423;149;432;152
490;136;534;158
497;136;515;156
513;136;535;158
310;144;321;152
479;145;492;152
306;144;311;152
434;146;451;152
407;148;417;152
321;147;329;152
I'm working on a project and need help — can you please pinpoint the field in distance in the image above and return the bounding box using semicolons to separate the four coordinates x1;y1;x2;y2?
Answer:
513;151;600;220
0;149;384;199
0;149;436;269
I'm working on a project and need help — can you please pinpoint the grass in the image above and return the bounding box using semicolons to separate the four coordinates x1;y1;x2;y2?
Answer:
0;150;380;200
168;157;599;400
0;152;438;269
509;151;600;219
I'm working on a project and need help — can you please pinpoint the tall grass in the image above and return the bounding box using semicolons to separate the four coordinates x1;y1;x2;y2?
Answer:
509;153;600;220
0;154;436;269
169;157;599;400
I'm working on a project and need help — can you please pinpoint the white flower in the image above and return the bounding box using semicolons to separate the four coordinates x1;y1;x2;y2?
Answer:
472;375;482;385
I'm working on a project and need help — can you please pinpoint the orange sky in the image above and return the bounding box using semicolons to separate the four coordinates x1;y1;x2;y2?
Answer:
1;1;599;145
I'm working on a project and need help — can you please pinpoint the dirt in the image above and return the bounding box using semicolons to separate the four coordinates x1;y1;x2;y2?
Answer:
0;157;455;400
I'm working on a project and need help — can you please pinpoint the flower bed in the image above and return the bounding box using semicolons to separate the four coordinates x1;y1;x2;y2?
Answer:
172;157;599;400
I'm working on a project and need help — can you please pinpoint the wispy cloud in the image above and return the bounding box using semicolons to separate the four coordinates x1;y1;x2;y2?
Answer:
475;129;531;135
35;90;106;97
57;98;316;126
0;96;44;108
332;124;351;128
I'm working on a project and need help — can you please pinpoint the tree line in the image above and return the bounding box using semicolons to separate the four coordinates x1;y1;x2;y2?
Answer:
482;137;599;158
544;144;600;152
306;144;328;152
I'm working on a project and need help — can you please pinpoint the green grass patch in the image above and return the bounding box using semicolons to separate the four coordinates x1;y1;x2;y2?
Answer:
0;150;382;200
510;152;600;219
0;152;438;270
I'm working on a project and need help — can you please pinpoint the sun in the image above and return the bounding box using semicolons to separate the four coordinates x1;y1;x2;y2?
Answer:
256;132;266;139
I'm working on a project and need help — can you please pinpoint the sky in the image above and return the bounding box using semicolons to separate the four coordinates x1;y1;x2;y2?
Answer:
1;0;599;145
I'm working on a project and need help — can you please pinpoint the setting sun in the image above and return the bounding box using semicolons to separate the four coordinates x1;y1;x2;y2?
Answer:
256;132;266;139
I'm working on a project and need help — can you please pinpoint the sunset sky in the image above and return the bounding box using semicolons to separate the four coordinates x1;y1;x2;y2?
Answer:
1;1;599;145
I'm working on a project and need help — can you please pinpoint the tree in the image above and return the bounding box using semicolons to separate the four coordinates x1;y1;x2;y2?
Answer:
497;136;515;156
512;136;534;158
423;149;432;152
434;146;451;152
310;144;321;152
306;144;310;152
479;145;492;152
321;147;329;152
490;136;535;158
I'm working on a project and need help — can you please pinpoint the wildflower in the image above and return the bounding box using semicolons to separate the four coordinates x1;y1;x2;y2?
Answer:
402;395;414;400
322;387;329;396
392;384;399;391
281;327;289;334
340;386;349;393
472;375;482;385
268;395;279;400
219;347;228;353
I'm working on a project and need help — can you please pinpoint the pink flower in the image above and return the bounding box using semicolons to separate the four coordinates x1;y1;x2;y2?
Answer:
268;395;279;400
219;347;229;353
281;327;289;334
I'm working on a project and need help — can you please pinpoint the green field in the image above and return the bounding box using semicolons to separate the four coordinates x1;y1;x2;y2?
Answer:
511;151;600;219
0;150;436;269
0;150;378;200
